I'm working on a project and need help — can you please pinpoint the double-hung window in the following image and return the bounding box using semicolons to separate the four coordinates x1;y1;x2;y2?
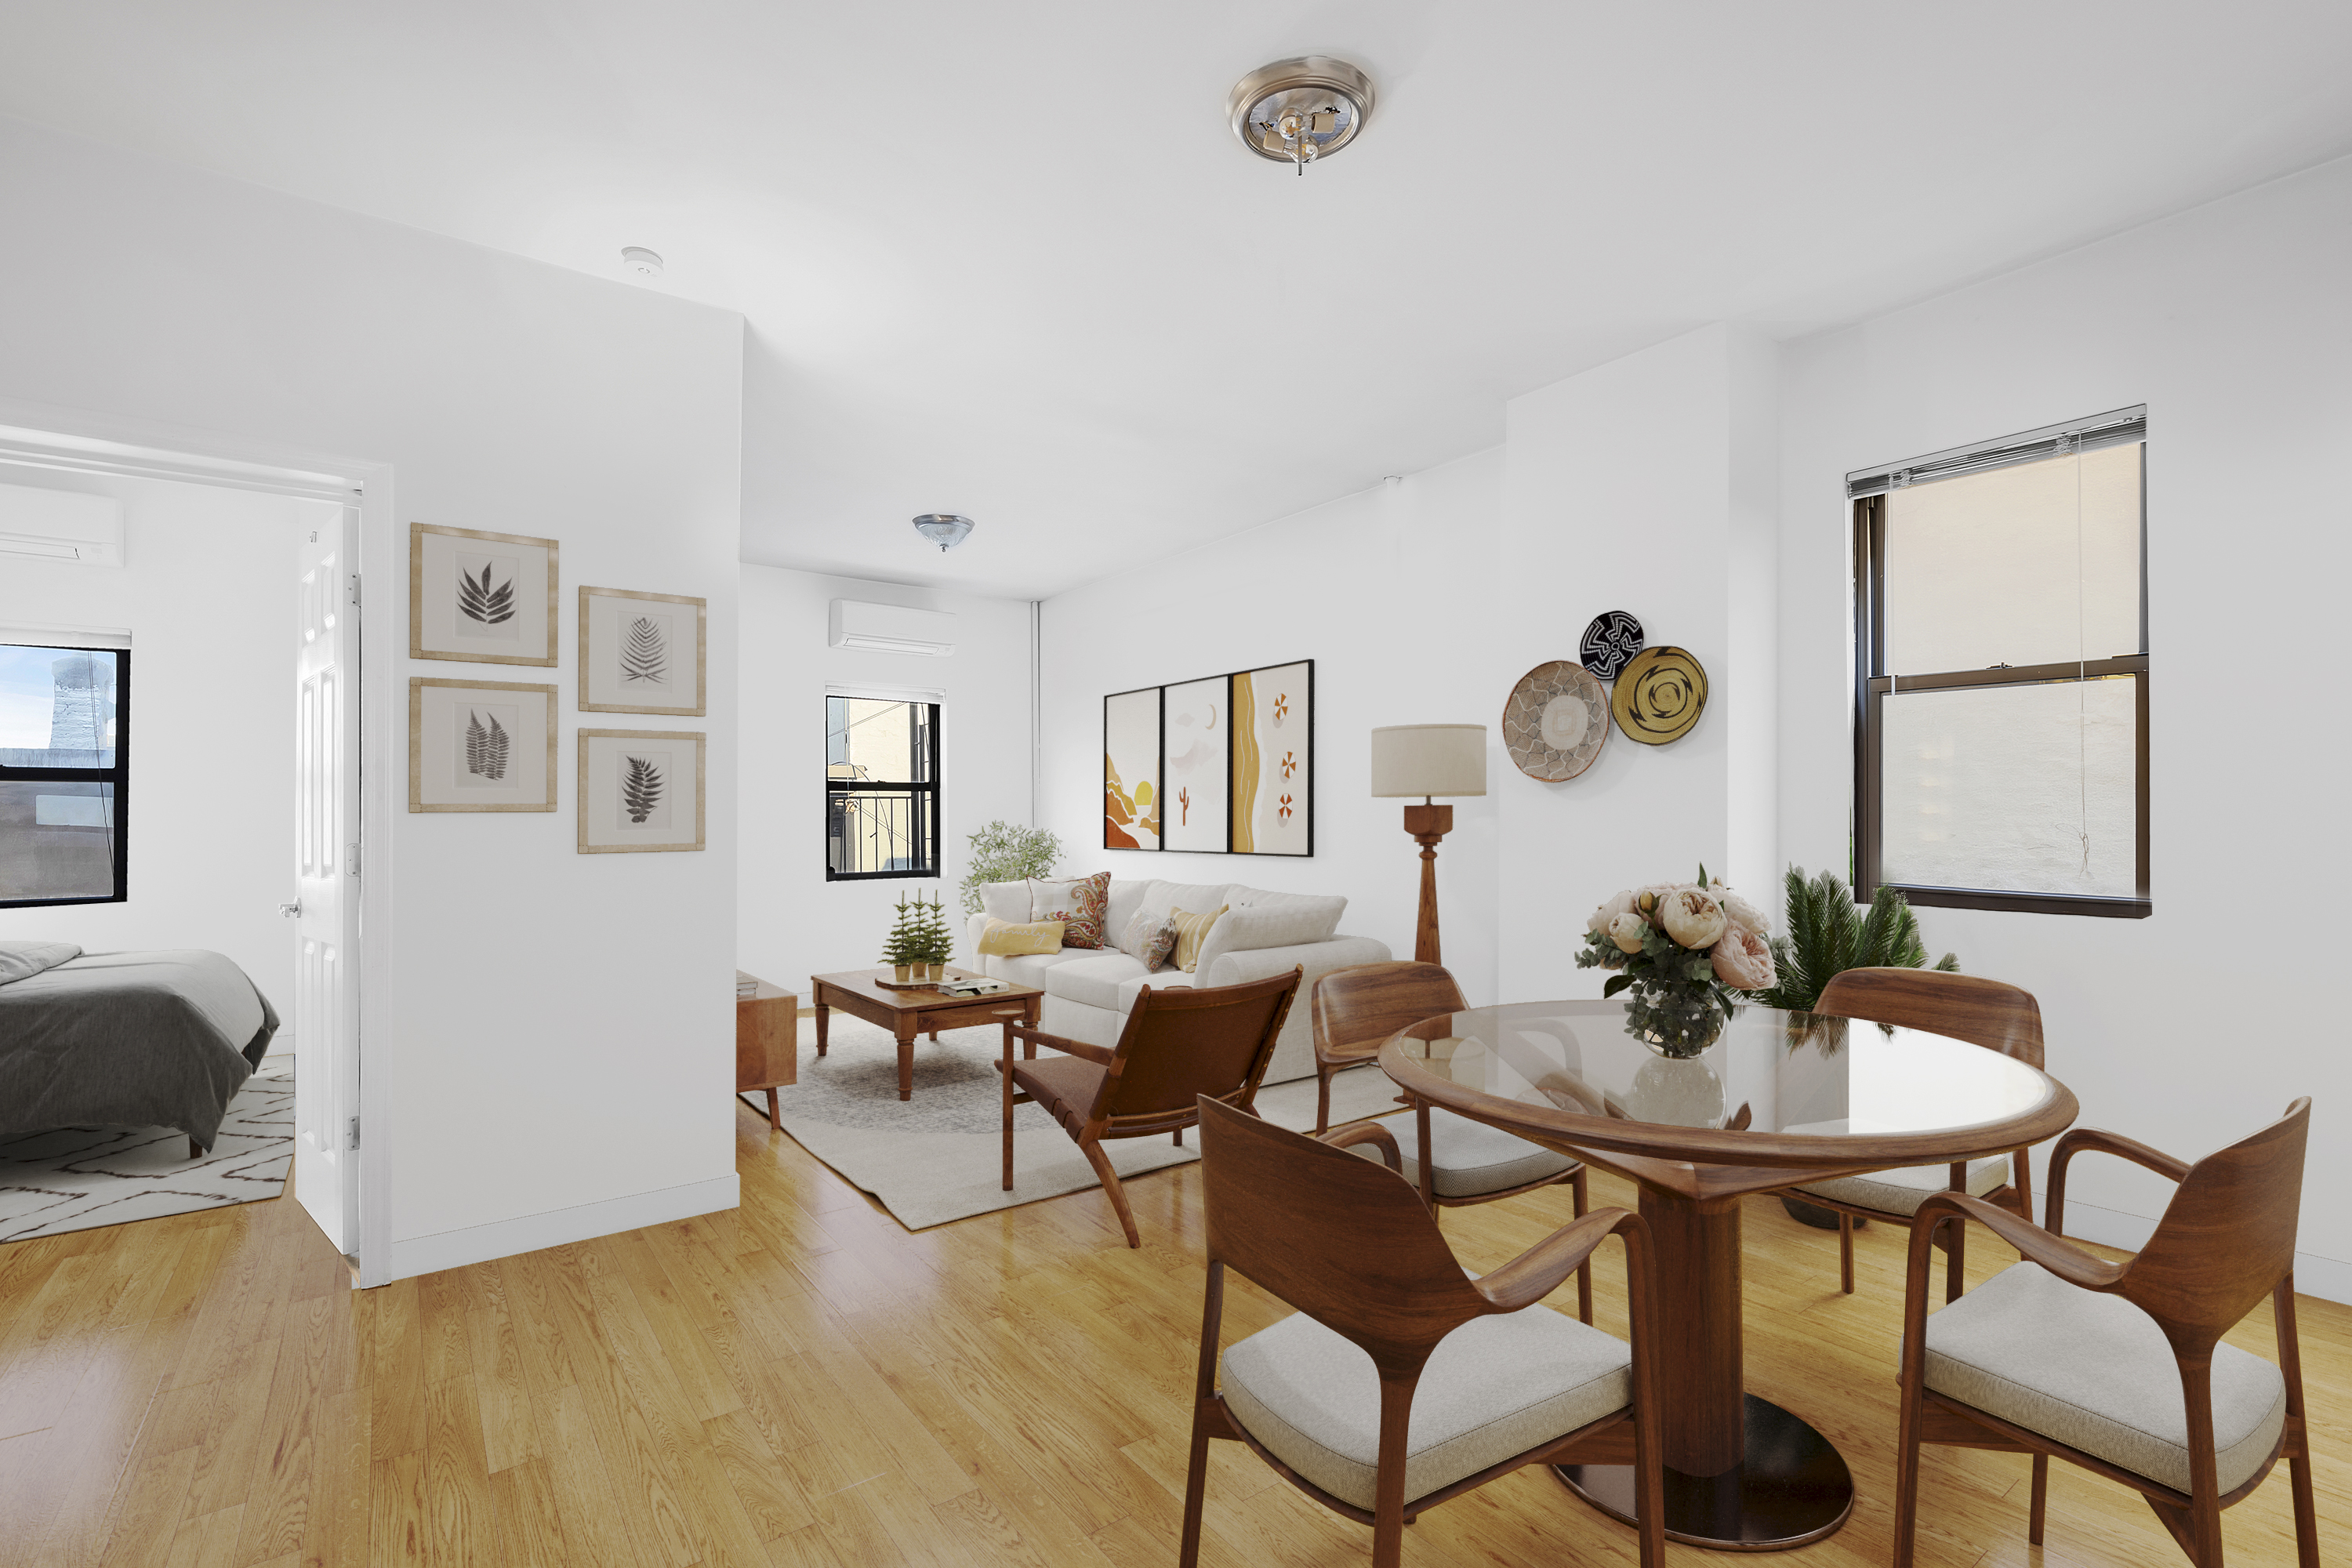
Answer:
825;695;940;880
0;635;129;907
1852;408;2149;917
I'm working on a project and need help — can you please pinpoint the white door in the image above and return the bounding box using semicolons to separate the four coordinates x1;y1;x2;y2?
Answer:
291;509;361;1254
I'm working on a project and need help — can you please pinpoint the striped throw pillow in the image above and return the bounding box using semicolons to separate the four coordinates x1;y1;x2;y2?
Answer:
1169;905;1228;974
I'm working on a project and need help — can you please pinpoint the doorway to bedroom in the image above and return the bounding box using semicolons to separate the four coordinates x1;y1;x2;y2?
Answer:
0;437;368;1265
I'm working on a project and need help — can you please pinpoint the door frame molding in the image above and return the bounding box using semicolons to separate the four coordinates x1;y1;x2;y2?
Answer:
0;397;397;1287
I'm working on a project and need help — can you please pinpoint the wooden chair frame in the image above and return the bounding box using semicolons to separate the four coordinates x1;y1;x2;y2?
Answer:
1179;1098;1664;1568
1789;967;2046;1298
1312;960;1592;1319
997;967;1299;1247
1893;1099;2318;1568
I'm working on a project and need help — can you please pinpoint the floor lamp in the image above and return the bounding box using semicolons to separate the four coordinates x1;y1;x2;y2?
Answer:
1370;724;1486;967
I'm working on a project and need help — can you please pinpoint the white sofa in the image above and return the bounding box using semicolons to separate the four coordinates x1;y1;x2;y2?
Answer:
965;877;1390;1085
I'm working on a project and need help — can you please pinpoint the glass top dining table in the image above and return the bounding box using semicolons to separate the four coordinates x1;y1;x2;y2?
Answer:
1378;999;2078;1552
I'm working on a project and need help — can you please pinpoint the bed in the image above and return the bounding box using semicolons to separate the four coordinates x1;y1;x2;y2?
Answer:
0;941;278;1155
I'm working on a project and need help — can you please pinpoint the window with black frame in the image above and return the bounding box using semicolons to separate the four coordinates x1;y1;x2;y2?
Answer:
0;639;129;907
825;695;939;880
1851;408;2148;918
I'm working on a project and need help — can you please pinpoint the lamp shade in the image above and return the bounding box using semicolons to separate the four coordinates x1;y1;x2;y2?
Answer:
1370;724;1487;798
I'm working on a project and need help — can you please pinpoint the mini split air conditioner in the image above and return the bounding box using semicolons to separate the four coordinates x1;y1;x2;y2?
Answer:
0;485;124;567
829;599;956;657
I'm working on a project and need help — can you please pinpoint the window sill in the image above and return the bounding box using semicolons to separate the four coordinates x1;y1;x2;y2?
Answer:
1882;884;2151;920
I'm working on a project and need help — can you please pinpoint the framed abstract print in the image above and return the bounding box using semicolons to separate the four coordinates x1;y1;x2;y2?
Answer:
1230;659;1312;855
409;523;558;666
1102;685;1160;851
1160;674;1229;853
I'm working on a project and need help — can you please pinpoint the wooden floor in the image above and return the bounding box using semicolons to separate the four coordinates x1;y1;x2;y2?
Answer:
1;1094;2343;1568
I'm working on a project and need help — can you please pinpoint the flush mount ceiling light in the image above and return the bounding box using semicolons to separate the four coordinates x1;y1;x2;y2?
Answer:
620;246;664;280
1226;56;1374;175
912;514;975;552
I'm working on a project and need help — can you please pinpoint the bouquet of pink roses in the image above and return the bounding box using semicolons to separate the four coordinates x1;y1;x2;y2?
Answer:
1576;863;1777;1057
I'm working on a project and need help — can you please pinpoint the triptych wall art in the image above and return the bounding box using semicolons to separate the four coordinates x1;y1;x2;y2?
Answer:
1103;659;1312;856
406;523;706;851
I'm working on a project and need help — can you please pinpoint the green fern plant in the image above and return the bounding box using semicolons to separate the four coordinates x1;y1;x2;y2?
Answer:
1751;866;1956;1016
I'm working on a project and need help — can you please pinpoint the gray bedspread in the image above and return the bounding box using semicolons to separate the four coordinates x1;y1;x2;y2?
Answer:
0;945;278;1147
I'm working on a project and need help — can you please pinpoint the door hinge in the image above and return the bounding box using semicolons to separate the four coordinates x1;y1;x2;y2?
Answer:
347;1116;361;1151
347;842;361;877
347;573;361;608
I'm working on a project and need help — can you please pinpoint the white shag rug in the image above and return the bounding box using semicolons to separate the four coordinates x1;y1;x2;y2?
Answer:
742;1017;1405;1231
0;1066;294;1243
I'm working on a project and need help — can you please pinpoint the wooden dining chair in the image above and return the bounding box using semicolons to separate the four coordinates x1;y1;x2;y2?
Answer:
1784;967;2045;1299
1893;1098;2318;1568
1180;1095;1664;1568
997;967;1299;1247
1313;961;1593;1319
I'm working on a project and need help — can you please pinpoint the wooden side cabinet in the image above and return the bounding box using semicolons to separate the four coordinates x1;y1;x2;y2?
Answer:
736;971;799;1131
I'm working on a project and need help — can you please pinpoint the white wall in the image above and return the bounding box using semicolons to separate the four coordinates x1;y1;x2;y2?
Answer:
0;467;336;1024
0;114;744;1279
1039;450;1504;1004
1778;154;2352;1289
1495;325;1780;1001
737;566;1033;989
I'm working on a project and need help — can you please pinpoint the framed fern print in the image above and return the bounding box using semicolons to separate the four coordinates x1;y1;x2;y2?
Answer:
408;678;557;812
579;586;706;716
408;523;559;666
578;728;706;853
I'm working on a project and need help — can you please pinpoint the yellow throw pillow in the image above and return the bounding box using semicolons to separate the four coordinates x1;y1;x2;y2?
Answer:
1169;905;1228;973
978;917;1065;956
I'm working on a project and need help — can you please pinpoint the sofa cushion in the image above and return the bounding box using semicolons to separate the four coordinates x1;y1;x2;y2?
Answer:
978;881;1032;925
1220;1304;1632;1511
1040;953;1149;1012
983;950;1084;989
1923;1263;2288;1494
1038;870;1111;948
1117;906;1178;971
978;918;1064;956
1143;880;1238;919
1103;878;1153;938
1171;905;1228;972
1226;889;1347;945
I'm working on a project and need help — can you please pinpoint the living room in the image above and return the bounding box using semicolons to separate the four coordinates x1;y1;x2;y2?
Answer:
2;7;2346;1566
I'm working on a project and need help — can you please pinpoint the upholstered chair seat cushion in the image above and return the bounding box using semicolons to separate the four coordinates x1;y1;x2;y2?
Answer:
1350;1107;1577;1199
1923;1263;2288;1495
1220;1304;1630;1510
1008;1055;1105;1137
1796;1156;2005;1216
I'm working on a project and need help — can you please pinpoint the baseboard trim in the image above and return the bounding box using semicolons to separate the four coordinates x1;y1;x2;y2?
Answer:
383;1174;740;1283
2060;1198;2350;1305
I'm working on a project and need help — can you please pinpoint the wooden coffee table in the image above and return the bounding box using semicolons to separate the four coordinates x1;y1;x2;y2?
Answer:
810;967;1044;1101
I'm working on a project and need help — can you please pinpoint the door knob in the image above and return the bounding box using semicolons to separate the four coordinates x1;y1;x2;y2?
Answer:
279;900;303;918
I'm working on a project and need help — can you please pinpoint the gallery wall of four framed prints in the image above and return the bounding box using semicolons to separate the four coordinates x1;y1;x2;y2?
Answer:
1104;659;1311;855
405;523;707;853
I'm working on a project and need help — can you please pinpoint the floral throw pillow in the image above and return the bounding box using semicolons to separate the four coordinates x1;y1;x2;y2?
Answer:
1119;907;1179;971
1044;870;1112;949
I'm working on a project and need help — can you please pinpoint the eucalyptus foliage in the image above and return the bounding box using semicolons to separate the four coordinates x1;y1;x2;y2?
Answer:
1751;866;1956;1014
956;821;1063;916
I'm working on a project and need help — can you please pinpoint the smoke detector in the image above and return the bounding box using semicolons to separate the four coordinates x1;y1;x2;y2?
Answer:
621;246;664;281
912;514;975;552
1227;56;1375;174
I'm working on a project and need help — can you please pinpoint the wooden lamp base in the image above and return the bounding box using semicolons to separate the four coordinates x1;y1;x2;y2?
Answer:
1403;800;1452;966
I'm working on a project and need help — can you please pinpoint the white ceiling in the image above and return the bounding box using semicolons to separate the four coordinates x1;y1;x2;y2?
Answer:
4;3;2350;597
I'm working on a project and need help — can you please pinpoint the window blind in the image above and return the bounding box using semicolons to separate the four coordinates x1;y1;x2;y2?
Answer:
1847;406;2145;499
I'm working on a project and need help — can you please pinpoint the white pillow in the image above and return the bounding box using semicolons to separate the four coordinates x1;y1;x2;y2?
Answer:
978;881;1031;925
1226;890;1346;946
1025;877;1082;921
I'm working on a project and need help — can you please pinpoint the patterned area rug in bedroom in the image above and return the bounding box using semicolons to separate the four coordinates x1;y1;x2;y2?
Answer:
0;1066;293;1243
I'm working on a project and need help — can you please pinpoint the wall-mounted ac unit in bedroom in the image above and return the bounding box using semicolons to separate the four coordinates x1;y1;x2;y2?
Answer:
829;599;955;657
0;485;124;567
